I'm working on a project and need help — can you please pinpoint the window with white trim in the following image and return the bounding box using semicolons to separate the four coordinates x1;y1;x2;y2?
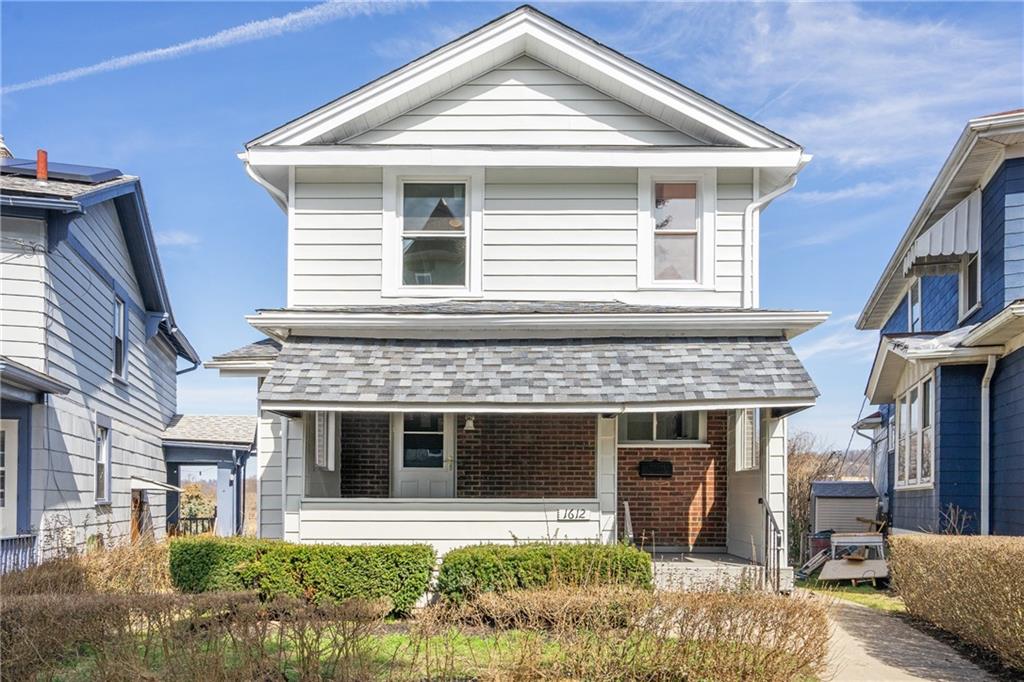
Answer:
113;296;128;379
895;376;933;488
618;411;705;445
734;408;763;471
637;169;715;289
653;182;699;282
908;279;922;332
95;417;112;505
400;182;467;287
959;252;980;319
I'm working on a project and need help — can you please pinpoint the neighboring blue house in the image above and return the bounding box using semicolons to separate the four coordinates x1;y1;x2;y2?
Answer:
0;151;201;568
856;110;1024;536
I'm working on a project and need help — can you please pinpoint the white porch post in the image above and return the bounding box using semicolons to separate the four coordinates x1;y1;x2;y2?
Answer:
763;415;791;589
596;416;617;543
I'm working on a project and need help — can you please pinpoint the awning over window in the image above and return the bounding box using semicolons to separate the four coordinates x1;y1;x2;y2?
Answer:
902;189;980;275
257;336;818;413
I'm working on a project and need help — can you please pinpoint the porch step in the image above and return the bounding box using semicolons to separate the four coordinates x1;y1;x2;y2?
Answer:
651;552;794;592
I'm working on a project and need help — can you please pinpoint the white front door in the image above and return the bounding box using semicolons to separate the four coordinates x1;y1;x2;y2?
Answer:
1;420;19;536
392;413;455;498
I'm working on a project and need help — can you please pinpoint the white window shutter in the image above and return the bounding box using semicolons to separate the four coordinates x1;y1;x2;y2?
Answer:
314;412;328;469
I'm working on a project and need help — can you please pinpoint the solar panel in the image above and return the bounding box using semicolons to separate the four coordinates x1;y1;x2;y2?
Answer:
0;157;122;184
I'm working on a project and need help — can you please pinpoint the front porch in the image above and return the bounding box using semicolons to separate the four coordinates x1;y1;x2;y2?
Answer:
261;408;790;590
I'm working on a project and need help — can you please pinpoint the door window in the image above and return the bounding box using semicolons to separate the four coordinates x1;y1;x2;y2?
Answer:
402;413;444;468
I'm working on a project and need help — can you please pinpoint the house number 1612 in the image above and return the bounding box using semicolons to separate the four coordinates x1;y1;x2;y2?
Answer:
557;508;589;521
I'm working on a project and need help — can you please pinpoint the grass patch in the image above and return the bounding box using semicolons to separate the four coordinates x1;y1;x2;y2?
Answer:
797;576;906;612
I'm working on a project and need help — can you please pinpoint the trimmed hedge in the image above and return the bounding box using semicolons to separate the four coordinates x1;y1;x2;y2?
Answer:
890;535;1024;670
436;542;652;602
169;537;434;614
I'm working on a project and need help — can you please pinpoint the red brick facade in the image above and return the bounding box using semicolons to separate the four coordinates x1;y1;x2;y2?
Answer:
616;411;728;548
338;413;390;497
455;414;596;498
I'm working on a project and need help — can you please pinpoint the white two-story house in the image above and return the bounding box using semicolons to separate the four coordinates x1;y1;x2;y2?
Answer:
209;6;826;586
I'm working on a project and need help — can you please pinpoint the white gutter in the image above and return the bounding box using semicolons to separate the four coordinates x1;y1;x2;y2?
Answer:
244;161;287;212
743;158;809;307
980;354;998;535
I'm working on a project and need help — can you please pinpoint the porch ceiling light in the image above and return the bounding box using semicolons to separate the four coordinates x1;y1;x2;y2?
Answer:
464;416;476;432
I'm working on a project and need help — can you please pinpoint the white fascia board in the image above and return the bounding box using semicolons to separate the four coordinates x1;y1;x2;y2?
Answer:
245;146;803;169
203;359;274;378
245;310;830;341
261;397;817;415
866;338;1005;404
162;440;251;451
254;7;792;150
962;302;1024;347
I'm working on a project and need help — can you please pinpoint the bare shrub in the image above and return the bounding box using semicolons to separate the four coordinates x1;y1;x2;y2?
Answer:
455;585;652;630
0;591;389;681
890;534;1024;670
1;539;171;597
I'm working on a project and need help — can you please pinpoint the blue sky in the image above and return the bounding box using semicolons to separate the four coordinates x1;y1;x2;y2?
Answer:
3;2;1021;448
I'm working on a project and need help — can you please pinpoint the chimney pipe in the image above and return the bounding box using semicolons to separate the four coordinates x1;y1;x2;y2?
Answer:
36;149;48;182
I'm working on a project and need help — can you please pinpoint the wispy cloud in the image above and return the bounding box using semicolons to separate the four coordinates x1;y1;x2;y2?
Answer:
793;314;877;361
2;1;409;95
790;178;923;205
155;230;201;247
605;2;1022;169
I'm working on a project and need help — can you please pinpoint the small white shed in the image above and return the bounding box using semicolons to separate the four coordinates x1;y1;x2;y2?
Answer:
811;481;879;533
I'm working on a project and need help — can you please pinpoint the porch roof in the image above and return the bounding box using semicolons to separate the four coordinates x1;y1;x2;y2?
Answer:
258;335;817;412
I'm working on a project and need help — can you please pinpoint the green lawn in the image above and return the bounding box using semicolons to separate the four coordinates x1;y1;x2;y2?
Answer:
797;576;906;613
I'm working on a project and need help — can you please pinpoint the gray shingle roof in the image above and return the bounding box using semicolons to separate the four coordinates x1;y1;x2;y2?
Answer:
257;302;803;316
0;173;136;200
258;336;818;406
210;338;281;362
811;480;878;499
164;415;258;447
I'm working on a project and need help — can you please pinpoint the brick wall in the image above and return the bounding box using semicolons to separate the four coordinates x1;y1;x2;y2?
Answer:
339;412;390;497
455;414;596;498
616;411;728;548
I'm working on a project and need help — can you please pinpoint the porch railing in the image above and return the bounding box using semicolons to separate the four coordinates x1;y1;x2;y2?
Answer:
168;516;216;536
0;534;38;574
760;498;784;593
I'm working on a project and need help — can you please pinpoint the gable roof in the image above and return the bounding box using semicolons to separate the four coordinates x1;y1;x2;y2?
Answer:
811;480;878;499
164;414;258;448
248;5;797;150
0;158;199;364
858;110;1024;330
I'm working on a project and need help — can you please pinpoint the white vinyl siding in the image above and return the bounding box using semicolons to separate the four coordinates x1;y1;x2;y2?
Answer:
289;165;754;306
31;201;177;547
290;167;384;305
0;218;48;370
813;498;879;534
346;57;701;147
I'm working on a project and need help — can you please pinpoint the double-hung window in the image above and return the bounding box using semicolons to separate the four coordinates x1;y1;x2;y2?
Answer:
95;415;112;505
734;408;763;471
618;411;706;445
908;279;922;332
401;182;467;287
113;296;128;380
895;376;933;488
638;169;715;289
653;182;699;282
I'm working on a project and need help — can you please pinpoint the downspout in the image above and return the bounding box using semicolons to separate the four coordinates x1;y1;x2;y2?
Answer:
742;159;808;308
980;354;998;535
244;161;288;212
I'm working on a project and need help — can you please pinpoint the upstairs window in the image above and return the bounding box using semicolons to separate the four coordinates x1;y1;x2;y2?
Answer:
113;296;127;380
618;411;705;445
653;182;699;281
959;252;980;319
909;279;922;332
401;182;466;287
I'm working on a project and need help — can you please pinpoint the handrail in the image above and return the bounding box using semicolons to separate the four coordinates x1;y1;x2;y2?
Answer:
760;497;784;592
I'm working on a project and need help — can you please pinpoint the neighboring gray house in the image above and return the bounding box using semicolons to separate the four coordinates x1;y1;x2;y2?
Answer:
0;153;199;566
